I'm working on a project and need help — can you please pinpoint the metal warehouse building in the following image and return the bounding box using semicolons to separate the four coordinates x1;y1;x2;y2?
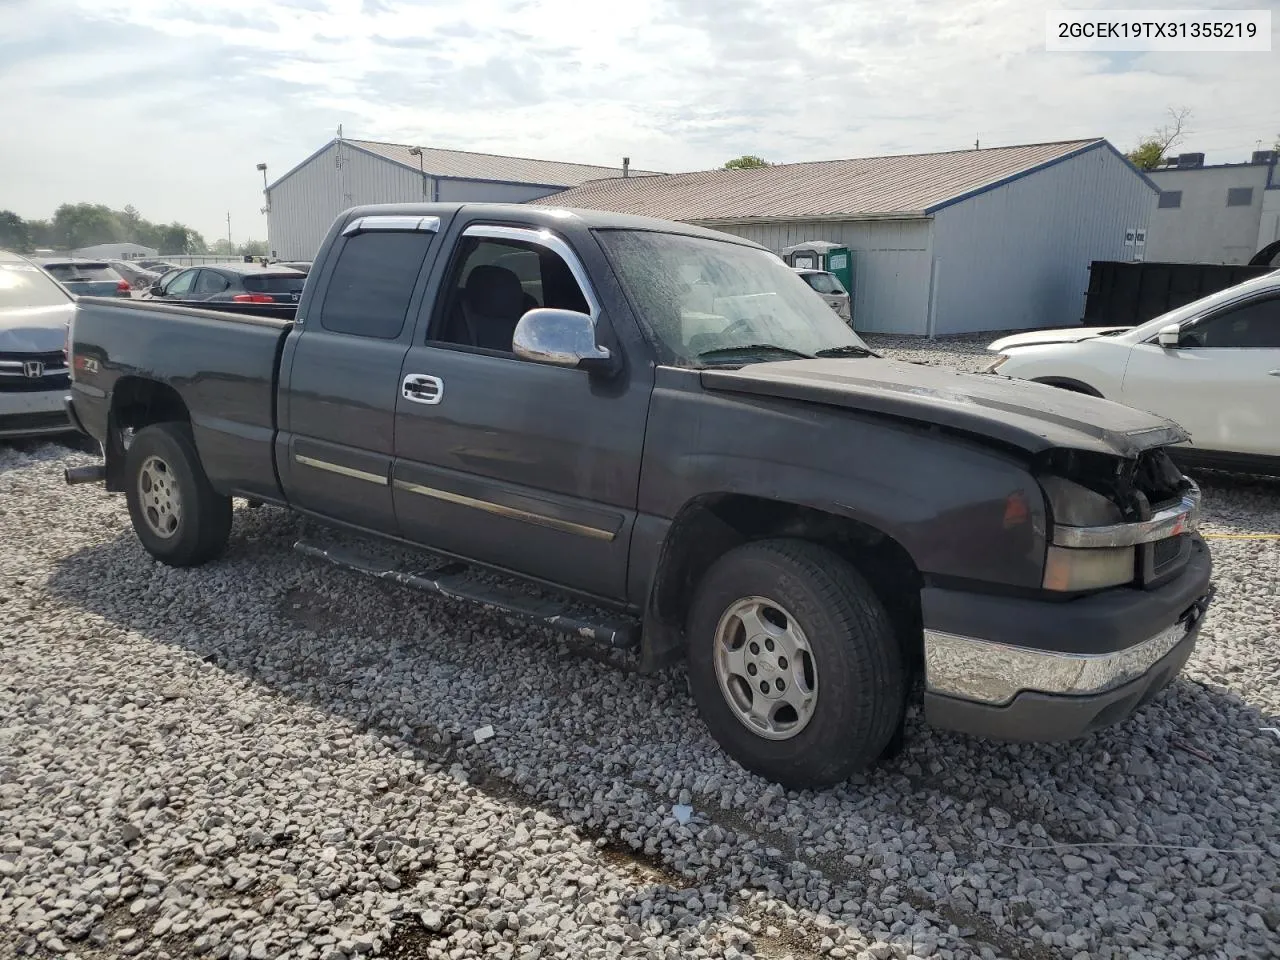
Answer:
264;136;659;260
539;139;1157;336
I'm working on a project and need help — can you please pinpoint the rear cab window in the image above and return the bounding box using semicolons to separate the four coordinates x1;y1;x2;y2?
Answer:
318;227;436;339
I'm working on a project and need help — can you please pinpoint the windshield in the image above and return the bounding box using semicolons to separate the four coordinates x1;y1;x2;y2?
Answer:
597;230;869;366
802;272;846;295
0;261;72;308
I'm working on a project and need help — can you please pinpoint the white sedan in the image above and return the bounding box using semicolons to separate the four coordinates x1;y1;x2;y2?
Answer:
985;271;1280;473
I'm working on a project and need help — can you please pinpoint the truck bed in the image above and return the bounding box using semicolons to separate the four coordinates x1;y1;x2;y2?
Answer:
69;297;293;502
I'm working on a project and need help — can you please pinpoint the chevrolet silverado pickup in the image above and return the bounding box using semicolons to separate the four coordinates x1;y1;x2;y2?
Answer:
63;203;1214;789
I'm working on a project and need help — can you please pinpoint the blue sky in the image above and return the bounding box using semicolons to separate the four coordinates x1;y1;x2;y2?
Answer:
0;0;1274;243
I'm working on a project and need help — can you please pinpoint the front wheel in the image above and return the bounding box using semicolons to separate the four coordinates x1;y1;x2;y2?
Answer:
123;422;232;567
686;539;906;789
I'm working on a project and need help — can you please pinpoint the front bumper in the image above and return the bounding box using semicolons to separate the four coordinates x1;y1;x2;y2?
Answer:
923;535;1213;741
0;389;72;438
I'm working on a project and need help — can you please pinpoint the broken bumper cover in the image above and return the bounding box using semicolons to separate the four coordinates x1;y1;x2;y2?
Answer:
922;535;1212;741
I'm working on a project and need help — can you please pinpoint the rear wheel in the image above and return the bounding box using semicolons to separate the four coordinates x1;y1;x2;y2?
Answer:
124;422;232;567
686;539;906;789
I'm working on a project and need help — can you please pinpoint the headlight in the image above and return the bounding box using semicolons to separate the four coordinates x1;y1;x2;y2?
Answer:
1043;544;1135;591
1039;476;1133;591
1039;476;1122;526
984;354;1009;374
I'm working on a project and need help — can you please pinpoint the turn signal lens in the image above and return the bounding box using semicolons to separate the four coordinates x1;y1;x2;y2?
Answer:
1043;545;1135;592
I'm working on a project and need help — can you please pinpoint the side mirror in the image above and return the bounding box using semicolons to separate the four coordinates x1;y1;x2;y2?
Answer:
149;283;163;297
1157;323;1181;348
512;308;614;373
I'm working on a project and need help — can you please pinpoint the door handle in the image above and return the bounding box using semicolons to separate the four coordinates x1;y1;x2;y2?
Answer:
402;374;444;405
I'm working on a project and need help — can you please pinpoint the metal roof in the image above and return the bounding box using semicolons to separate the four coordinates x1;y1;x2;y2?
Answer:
342;139;663;187
534;139;1128;222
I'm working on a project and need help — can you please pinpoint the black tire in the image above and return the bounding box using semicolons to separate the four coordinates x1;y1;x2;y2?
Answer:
123;422;232;567
686;539;906;789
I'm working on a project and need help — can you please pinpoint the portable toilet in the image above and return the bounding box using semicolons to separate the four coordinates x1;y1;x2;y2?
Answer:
781;240;841;271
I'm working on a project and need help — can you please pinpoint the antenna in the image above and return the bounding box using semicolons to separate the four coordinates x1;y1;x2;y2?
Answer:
974;138;980;150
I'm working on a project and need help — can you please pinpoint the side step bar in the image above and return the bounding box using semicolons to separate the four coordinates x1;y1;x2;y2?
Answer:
294;539;639;650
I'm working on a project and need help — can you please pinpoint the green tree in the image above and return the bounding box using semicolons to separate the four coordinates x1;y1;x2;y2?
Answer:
0;210;30;251
156;223;205;254
52;203;126;249
239;239;268;257
1126;106;1191;171
724;155;771;169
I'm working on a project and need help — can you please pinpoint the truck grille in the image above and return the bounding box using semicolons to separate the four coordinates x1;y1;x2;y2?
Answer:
0;351;70;393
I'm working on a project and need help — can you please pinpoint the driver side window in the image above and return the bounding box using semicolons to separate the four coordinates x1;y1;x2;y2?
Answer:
1182;296;1280;348
430;235;591;354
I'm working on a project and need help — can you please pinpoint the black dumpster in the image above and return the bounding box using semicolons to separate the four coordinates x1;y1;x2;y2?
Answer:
1083;260;1273;327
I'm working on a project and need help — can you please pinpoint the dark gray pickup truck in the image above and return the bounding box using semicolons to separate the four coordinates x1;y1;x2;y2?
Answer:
64;203;1213;788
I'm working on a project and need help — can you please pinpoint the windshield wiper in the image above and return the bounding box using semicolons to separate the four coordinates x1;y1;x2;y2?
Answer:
813;345;878;359
696;344;814;364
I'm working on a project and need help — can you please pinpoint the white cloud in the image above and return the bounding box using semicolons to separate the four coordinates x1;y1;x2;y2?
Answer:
0;0;1274;240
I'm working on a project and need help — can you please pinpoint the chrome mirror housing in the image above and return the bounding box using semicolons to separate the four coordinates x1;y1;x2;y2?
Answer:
512;308;613;371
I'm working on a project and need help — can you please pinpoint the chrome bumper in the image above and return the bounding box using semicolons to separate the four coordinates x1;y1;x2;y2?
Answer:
924;598;1208;707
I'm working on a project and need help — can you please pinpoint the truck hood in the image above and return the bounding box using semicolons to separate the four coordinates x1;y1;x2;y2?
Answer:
700;358;1186;458
987;326;1131;351
0;303;74;353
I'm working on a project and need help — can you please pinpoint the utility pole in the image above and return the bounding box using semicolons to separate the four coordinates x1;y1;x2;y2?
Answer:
226;211;232;253
974;138;980;150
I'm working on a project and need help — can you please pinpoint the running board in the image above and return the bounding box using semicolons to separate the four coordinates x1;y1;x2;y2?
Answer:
293;539;639;650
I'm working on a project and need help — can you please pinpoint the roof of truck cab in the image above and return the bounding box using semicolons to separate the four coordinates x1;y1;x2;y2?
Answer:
338;202;773;248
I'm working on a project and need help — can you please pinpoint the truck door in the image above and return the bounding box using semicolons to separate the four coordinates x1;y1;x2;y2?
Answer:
277;215;441;534
391;222;650;602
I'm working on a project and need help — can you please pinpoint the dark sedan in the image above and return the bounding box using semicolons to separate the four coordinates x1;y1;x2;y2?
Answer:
147;262;307;304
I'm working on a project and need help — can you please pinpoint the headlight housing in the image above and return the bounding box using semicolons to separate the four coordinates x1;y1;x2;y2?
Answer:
1039;476;1135;591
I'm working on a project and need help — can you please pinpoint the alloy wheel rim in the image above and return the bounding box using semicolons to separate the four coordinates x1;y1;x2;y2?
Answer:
138;455;182;539
712;596;818;741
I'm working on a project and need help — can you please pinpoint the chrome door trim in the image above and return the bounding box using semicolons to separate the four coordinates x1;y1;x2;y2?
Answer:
294;454;388;486
402;373;444;405
343;215;442;237
460;224;601;320
391;478;616;541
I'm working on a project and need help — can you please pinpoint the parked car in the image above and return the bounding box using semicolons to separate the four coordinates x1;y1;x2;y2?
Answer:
134;259;180;274
108;259;161;290
36;258;132;298
146;262;306;304
986;270;1280;475
0;250;76;438
793;267;852;323
63;203;1212;789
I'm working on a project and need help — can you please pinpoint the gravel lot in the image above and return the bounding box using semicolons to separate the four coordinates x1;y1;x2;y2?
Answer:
2;339;1279;960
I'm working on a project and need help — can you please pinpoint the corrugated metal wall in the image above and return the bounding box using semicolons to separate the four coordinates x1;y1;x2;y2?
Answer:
705;219;935;334
930;146;1155;335
267;143;429;259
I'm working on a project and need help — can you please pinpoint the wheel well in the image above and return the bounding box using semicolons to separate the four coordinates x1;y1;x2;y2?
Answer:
641;495;923;673
104;378;191;490
1032;376;1103;398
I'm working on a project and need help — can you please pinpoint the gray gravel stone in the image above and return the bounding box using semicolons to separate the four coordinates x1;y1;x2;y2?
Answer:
3;353;1279;960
